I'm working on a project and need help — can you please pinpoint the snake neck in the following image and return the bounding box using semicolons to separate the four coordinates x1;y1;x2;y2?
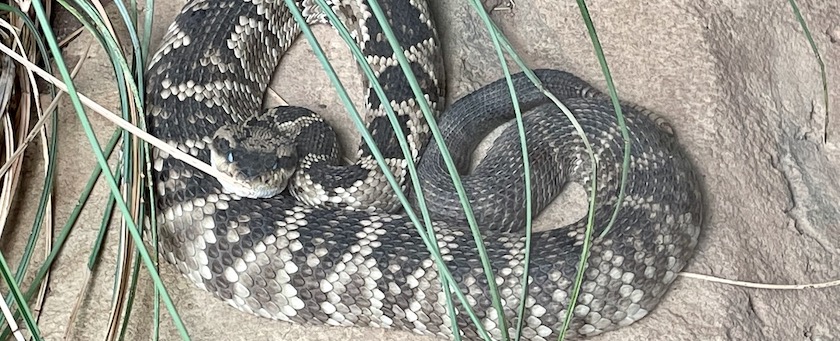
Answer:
146;0;445;211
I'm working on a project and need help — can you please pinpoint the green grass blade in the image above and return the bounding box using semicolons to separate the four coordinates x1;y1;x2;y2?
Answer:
461;3;615;339
0;5;53;69
0;252;41;339
282;2;495;338
308;1;464;338
142;124;162;341
141;0;155;62
0;4;60;330
89;180;120;270
137;1;162;337
457;3;534;339
56;0;145;119
466;1;634;338
363;1;511;338
118;248;144;340
111;0;147;98
787;0;829;144
53;3;157;338
0;130;122;340
26;1;191;338
561;2;629;339
572;1;629;240
1;3;61;285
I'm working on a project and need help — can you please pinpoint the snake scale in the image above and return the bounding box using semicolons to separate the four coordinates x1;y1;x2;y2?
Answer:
145;0;703;339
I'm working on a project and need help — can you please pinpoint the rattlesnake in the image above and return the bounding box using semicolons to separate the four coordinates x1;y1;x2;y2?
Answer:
144;0;703;339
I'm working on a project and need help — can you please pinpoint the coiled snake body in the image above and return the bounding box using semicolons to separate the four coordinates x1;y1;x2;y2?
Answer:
145;0;703;339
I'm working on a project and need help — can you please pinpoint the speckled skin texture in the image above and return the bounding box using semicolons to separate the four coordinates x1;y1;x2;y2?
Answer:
144;0;702;340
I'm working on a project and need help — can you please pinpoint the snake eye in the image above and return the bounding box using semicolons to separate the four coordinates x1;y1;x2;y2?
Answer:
227;152;234;163
271;161;278;170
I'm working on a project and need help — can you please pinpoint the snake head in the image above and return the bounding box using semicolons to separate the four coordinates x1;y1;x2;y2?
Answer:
210;123;298;198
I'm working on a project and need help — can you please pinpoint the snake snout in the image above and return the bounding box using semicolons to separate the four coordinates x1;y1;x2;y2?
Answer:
208;124;300;199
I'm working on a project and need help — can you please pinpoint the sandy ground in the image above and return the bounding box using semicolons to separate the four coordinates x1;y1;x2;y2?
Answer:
4;0;840;340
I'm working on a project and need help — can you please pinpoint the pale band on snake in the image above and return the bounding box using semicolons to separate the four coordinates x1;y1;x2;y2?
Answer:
144;0;703;339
